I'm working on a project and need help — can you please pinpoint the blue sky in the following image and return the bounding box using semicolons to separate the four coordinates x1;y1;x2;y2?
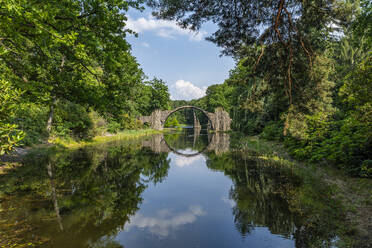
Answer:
126;9;235;101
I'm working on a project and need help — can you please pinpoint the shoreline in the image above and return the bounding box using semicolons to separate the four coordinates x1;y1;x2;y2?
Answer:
0;129;166;164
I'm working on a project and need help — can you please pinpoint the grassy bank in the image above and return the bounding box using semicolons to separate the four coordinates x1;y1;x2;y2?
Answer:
0;129;166;166
50;129;166;149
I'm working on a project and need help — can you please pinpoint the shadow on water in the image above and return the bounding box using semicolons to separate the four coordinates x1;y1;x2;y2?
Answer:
0;129;360;248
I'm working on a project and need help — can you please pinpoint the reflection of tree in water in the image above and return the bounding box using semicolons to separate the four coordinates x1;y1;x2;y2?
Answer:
0;137;353;248
0;141;170;248
164;128;210;153
229;162;300;238
207;152;347;248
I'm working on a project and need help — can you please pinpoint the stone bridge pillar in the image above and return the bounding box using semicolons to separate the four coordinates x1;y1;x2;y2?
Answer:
150;110;163;130
206;108;231;131
193;110;201;128
214;108;231;131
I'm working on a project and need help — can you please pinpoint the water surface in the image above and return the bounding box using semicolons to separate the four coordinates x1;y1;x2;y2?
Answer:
0;128;349;247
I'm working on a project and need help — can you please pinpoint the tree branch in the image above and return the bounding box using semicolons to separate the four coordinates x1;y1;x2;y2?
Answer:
274;0;285;43
283;6;312;65
253;43;265;72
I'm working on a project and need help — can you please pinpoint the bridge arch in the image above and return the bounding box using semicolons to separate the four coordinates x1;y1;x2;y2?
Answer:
139;106;231;131
162;105;214;130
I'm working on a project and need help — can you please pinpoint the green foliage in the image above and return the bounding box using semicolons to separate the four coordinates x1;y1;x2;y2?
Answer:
148;78;171;111
133;78;170;116
107;121;122;134
0;79;25;153
164;116;181;128
0;0;171;148
204;84;233;112
119;113;143;130
0;123;25;155
53;101;93;140
0;0;147;104
352;0;372;44
283;53;372;177
260;121;284;141
88;111;108;137
10;104;48;146
0;80;22;121
322;116;371;177
168;110;187;124
339;54;372;109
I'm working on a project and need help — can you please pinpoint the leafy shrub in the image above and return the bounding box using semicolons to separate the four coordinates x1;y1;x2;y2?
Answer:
318;115;372;177
235;117;264;135
0;123;25;155
0;79;25;152
260;121;284;141
53;101;93;140
88;111;107;136
361;160;372;177
107;121;121;133
283;111;372;177
119;113;143;130
11;103;49;145
164;116;180;128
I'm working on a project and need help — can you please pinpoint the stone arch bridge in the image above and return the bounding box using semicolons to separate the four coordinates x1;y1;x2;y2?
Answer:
139;106;231;131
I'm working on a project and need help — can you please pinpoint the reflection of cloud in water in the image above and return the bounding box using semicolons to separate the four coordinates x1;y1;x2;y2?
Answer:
126;206;205;237
171;150;205;167
176;148;200;155
173;155;204;168
222;196;236;208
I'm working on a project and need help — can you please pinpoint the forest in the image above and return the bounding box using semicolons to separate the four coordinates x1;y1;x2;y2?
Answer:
154;0;371;178
0;0;171;150
1;0;371;178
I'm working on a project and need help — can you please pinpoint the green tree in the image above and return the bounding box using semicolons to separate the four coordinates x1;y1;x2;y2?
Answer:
204;84;233;113
149;78;171;111
137;77;171;116
0;0;144;136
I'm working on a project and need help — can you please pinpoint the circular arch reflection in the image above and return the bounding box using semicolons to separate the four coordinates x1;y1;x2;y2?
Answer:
162;128;212;157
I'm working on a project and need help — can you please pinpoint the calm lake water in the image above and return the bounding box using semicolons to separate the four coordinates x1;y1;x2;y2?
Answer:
0;128;351;247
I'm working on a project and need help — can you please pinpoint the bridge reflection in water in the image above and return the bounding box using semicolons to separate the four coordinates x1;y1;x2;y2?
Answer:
142;128;230;156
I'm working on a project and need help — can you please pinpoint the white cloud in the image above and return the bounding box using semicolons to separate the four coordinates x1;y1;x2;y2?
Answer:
126;206;205;237
172;151;205;168
142;42;149;47
126;15;207;41
170;80;207;101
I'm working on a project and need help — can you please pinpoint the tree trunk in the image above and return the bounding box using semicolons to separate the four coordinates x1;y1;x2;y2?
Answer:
47;97;57;134
47;162;64;231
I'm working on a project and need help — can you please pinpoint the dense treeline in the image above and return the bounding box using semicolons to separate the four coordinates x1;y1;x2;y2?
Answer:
0;0;170;152
150;0;371;177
